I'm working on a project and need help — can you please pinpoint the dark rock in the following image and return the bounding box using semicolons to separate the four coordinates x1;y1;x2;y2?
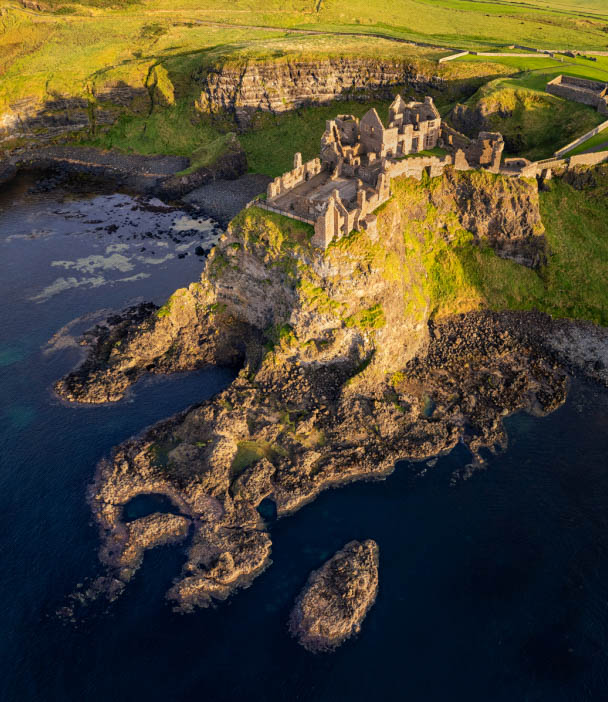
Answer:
184;173;272;227
155;134;247;200
289;540;379;653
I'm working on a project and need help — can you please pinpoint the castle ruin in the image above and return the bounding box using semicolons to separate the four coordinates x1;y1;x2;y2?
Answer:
546;75;608;116
259;95;504;248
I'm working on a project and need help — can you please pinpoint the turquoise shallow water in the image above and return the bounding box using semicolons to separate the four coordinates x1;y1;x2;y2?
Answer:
2;176;608;701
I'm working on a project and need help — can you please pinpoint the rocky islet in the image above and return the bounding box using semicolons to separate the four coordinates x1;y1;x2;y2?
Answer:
289;540;380;653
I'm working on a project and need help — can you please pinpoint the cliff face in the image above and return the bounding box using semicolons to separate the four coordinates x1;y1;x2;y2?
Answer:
0;82;150;144
58;170;568;615
420;170;546;267
1;55;504;145
56;193;430;404
195;58;448;127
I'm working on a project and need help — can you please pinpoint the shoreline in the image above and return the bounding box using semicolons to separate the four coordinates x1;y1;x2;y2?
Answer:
0;144;272;228
69;304;597;612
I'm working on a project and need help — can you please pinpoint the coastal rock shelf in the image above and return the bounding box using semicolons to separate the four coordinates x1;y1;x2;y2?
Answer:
289;540;380;653
55;166;578;613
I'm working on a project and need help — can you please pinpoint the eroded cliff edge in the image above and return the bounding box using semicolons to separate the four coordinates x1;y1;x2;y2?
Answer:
58;168;576;613
195;57;500;128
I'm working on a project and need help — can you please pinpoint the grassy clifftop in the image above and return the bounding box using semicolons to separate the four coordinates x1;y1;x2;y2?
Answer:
25;0;608;50
382;167;608;325
3;0;608;165
448;53;608;159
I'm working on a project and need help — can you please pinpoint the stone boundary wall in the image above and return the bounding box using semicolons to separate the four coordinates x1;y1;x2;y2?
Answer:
549;75;606;92
546;75;608;116
555;119;608;157
520;150;608;178
569;151;608;167
438;51;469;63
247;200;316;226
474;52;541;58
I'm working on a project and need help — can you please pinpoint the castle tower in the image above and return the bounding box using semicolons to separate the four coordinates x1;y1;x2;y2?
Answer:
312;196;338;249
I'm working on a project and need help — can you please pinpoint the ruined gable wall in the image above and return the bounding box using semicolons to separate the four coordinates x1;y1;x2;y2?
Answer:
441;123;470;150
267;156;322;199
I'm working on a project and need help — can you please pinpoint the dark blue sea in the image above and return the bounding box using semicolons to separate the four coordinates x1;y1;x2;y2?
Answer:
2;175;608;701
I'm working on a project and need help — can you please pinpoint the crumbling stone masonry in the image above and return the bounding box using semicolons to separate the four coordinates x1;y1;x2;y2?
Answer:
546;75;608;116
258;94;505;249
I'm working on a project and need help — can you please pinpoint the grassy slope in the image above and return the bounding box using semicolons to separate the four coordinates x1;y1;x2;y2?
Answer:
2;0;608;111
383;169;608;325
3;0;608;167
450;54;608;158
81;46;506;175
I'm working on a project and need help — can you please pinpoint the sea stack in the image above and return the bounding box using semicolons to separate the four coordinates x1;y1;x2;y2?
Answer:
289;540;379;653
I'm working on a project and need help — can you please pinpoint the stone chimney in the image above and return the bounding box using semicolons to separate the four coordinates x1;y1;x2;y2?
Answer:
294;152;303;169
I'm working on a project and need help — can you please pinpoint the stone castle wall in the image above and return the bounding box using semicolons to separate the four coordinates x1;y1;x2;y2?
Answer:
546;75;608;115
519;149;608;178
267;154;322;199
388;154;453;180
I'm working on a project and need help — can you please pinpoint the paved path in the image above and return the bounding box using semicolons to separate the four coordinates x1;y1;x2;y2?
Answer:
582;140;608;154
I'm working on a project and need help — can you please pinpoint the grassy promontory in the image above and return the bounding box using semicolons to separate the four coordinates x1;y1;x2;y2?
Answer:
377;167;608;326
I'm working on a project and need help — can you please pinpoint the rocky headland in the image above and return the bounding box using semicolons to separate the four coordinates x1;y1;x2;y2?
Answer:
0;136;248;199
55;165;606;614
289;540;379;653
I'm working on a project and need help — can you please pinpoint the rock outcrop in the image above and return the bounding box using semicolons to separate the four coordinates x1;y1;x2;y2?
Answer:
6;138;247;198
0;83;149;145
155;133;247;199
289;540;379;652
57;170;569;612
194;57;498;128
0;161;16;186
424;169;546;267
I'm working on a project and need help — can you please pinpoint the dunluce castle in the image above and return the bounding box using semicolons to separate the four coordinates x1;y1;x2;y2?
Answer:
256;95;505;248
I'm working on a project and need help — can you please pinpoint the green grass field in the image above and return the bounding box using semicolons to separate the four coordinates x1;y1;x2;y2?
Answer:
2;0;608;169
564;125;608;155
32;0;608;50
